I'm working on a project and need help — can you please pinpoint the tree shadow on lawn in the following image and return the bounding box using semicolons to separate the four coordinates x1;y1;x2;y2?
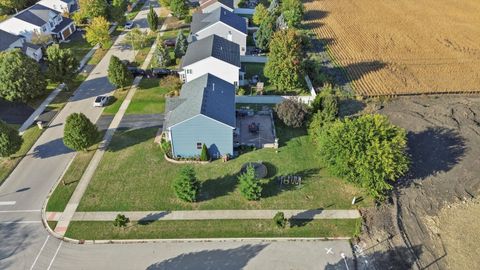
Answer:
289;208;324;228
146;244;268;270
397;127;466;188
273;118;308;147
261;168;320;199
197;173;238;202
106;127;158;152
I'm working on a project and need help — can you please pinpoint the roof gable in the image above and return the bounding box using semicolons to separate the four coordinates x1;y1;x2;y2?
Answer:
200;0;234;10
181;35;240;68
191;7;247;35
165;74;236;129
0;30;22;51
15;4;59;27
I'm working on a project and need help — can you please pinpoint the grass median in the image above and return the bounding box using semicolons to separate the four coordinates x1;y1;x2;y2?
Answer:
65;219;360;240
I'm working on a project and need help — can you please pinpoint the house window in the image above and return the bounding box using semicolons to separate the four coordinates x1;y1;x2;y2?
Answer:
196;142;202;149
186;69;192;74
42;26;47;32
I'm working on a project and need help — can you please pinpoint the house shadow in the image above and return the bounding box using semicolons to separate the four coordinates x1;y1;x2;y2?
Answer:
0;98;34;125
324;245;424;270
146;244;268;270
197;173;238;202
289;208;324;228
262;168;319;199
31;138;73;159
397;127;466;188
107;127;158;152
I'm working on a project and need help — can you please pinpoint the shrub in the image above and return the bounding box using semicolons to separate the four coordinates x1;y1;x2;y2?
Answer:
238;164;262;200
200;144;209;161
113;214;129;227
160;75;181;89
237;87;246;96
184;15;192;23
173;166;200;202
63;113;99;151
273;212;287;228
314;114;409;199
275;98;309;128
0;120;22;158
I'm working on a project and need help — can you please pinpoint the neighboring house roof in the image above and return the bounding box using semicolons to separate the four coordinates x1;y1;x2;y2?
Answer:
181;35;240;68
165;73;236;129
38;0;78;13
191;7;247;35
200;0;234;10
52;17;73;33
0;29;22;51
15;4;59;27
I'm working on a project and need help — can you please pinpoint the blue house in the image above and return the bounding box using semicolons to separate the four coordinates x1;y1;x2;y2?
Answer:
164;73;236;159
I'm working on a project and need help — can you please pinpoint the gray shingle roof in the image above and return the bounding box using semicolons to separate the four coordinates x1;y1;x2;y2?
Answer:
191;7;247;34
52;17;73;33
181;35;240;68
165;73;236;129
0;30;22;51
200;0;234;10
15;4;59;27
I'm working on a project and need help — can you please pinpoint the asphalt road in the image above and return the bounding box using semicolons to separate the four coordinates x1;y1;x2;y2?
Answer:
0;1;355;269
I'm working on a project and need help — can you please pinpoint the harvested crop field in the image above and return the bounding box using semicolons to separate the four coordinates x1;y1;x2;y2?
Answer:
304;0;480;96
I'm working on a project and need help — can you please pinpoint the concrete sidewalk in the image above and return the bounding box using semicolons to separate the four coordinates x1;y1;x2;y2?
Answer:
46;209;361;221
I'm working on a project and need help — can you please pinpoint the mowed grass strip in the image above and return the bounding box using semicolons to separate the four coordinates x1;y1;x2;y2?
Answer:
65;219;360;239
126;78;173;114
78;123;371;211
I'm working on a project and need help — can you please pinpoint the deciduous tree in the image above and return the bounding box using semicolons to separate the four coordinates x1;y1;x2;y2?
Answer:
0;0;28;13
46;44;79;83
63;113;99;151
108;55;132;89
255;14;276;51
170;0;188;19
124;28;148;52
85;16;110;48
275;98;309;128
79;0;108;19
281;0;303;28
0;50;47;102
0;120;22;157
314;114;410;199
253;4;268;25
264;29;302;90
173;166;200;202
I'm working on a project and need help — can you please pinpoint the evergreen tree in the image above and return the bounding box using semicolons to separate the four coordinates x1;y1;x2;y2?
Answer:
173;166;200;202
46;44;79;84
108;55;132;89
153;38;171;67
147;4;159;31
0;50;47;102
200;144;209;161
174;30;188;58
63;113;99;151
238;165;262;200
264;29;303;90
255;14;276;51
0;120;22;157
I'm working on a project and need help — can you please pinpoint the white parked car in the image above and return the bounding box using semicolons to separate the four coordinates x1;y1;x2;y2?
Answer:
93;96;109;107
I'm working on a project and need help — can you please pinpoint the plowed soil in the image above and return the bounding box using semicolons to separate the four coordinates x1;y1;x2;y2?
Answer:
304;0;480;96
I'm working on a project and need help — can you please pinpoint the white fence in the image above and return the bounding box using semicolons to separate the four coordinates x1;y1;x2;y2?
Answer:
235;95;314;104
240;55;268;63
234;8;255;15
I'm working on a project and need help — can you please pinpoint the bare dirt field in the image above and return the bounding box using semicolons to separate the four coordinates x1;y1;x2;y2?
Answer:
353;96;480;269
304;0;480;96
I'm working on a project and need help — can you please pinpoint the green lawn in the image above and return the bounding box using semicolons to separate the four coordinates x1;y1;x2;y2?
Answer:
65;219;360;239
46;144;99;212
102;89;129;115
78;122;372;211
0;125;44;184
60;35;93;62
125;78;173;114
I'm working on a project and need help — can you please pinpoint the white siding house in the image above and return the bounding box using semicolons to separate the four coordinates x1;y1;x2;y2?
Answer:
37;0;78;14
0;29;43;61
179;35;242;86
189;7;248;55
0;3;76;42
200;0;234;13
